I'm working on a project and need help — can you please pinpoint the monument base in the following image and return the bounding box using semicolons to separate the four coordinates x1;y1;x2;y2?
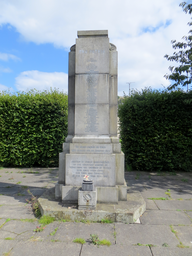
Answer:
55;182;127;204
38;188;146;224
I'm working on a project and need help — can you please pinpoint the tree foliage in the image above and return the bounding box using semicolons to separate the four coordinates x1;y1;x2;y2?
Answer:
164;2;192;91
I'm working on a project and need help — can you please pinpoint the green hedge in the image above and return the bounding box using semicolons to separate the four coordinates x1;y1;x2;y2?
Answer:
0;89;68;167
118;88;192;172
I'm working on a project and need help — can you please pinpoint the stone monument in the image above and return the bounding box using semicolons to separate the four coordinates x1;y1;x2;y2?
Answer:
55;30;127;207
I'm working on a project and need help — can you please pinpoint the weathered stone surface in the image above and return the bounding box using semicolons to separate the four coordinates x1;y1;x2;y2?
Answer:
140;210;192;225
81;244;152;256
62;186;81;202
74;104;109;136
78;190;97;210
70;143;112;154
65;154;116;187
76;37;109;74
97;186;118;204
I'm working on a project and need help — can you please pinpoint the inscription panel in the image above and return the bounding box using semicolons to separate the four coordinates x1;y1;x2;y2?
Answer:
75;74;109;104
75;104;109;135
65;154;115;186
76;37;109;74
70;144;112;154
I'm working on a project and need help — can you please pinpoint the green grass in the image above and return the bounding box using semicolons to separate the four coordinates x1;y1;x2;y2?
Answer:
100;219;113;223
51;239;60;242
177;242;190;248
165;192;171;198
50;227;58;236
162;243;169;247
4;237;14;240
17;193;25;196
16;181;21;184
73;238;86;244
148;197;168;200
99;239;111;246
39;215;55;225
134;243;155;247
20;219;36;222
181;178;188;182
23;175;26;178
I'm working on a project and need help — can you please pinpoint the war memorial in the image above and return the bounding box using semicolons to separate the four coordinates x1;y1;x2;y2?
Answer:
39;30;146;222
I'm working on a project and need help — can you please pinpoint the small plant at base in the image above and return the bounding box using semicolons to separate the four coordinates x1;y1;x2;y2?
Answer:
99;239;111;246
33;225;45;232
73;238;86;244
101;219;113;224
90;234;111;247
165;192;171;198
26;190;41;218
38;215;55;225
90;234;100;246
50;227;58;236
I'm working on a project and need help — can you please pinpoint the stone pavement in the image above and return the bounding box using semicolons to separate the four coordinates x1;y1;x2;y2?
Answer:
0;167;192;256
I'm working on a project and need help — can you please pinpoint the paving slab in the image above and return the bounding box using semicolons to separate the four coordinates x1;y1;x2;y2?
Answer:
81;244;152;256
140;210;192;225
145;199;159;210
0;229;18;239
151;247;192;256
54;222;116;244
2;220;38;235
115;224;178;247
172;225;192;247
155;200;192;211
31;221;62;242
0;240;18;255
0;218;6;226
11;241;81;256
186;211;192;219
0;205;35;219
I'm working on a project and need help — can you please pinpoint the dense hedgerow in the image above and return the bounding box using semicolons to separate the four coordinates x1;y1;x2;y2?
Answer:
0;88;68;167
118;87;192;172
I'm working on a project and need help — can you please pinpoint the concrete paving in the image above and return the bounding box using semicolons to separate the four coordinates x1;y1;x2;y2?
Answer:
0;168;192;256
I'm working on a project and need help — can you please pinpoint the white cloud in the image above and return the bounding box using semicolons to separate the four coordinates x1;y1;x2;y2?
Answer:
0;0;190;94
0;66;12;73
0;52;21;62
0;84;14;92
15;70;68;92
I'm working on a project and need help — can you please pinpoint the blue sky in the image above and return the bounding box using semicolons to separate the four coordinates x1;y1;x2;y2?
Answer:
0;0;190;96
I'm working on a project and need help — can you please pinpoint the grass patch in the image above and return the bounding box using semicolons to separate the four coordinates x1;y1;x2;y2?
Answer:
134;243;155;247
0;219;11;229
21;186;28;189
16;181;21;184
33;225;45;232
177;242;190;248
148;197;168;200
6;186;13;188
135;174;140;180
100;219;113;224
162;243;169;247
3;251;11;256
20;219;36;222
90;234;111;247
50;227;58;236
23;175;26;178
99;239;111;246
17;193;25;196
165;192;171;198
73;238;86;244
181;178;188;183
4;237;14;240
38;215;55;225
